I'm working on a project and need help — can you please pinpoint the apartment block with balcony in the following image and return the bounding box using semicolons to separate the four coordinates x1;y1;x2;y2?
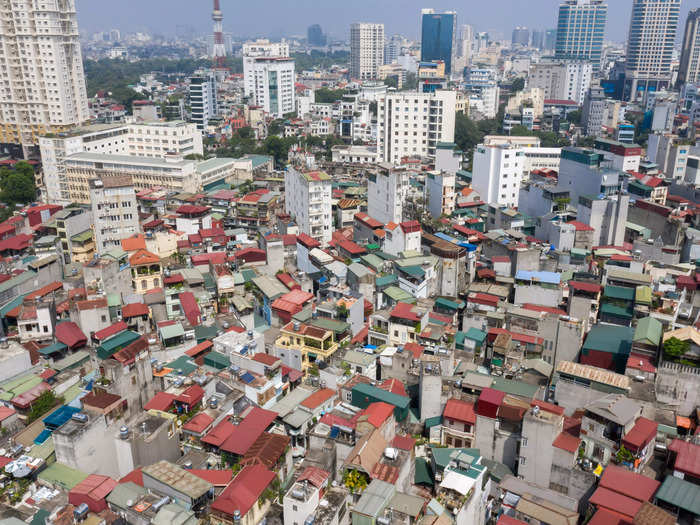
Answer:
273;321;339;372
90;177;140;255
284;167;332;246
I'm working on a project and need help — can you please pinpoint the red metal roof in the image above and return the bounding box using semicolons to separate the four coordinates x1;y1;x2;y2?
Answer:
354;212;383;229
220;407;278;455
185;340;213;357
296;233;321;249
301;388;335;410
392;434;416;451
443;398;476;425
55;321;87;349
0;233;32;252
179;291;201;326
143;392;176;412
497;516;529;525
621;417;657;453
336;238;366;256
189;469;233;486
363;402;394;428
379;378;407;397
121;302;149;318
530;400;565;415
251;353;280;366
522;303;568;316
176;204;210;215
11;382;50;409
202;419;237;447
191;251;226;266
26;281;63;300
93;321;127;342
211;465;275;518
599;464;660;502
668;439;700;478
569;281;602;293
297;466;329;488
175;384;205;407
568;220;595;231
182;412;214;435
129;249;160;266
587;509;628;525
589;487;643;519
390;302;421;322
552;431;581;453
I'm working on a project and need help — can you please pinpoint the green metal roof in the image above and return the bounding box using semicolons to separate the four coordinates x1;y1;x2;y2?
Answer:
604;285;635;301
465;327;487;344
194;323;218;342
600;303;634;319
654;475;700;515
490;377;539;399
414;458;434;486
633;317;662;346
383;285;415;303
309;317;350;334
160;323;185;340
435;297;464;311
0;375;44;401
52;350;90;372
635;285;652;305
39;342;68;355
582;324;634;355
0;293;27;318
399;265;425;278
352;382;410;409
97;330;141;359
430;447;480;470
203;351;230;370
38;462;88;491
360;254;384;272
107;293;121;307
70;229;93;243
166;355;198;375
424;415;442;429
375;274;398;287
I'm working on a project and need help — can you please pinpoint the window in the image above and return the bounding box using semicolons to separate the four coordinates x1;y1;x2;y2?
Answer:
520;456;526;465
521;437;528;447
101;315;107;323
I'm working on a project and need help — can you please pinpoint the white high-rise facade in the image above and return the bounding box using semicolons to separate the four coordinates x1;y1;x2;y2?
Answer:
350;23;385;81
624;0;680;101
367;167;409;225
249;58;296;118
678;8;700;86
472;142;525;209
0;0;89;154
242;39;290;98
377;90;456;164
529;59;593;105
284;167;333;246
90;177;140;254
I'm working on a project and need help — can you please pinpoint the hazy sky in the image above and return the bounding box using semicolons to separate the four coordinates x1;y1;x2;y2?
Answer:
75;0;692;43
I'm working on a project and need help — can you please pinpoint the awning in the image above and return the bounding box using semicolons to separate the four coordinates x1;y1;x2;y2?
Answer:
676;416;692;429
39;342;68;356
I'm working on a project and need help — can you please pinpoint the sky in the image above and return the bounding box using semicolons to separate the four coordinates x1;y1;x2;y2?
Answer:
75;0;692;43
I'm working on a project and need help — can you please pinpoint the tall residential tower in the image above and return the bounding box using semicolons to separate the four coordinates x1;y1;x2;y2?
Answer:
678;8;700;86
624;0;681;101
554;0;607;69
350;23;385;80
0;0;89;157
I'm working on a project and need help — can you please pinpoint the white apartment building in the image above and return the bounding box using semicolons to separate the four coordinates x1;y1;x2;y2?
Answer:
248;58;296;118
426;171;456;219
350;23;385;81
189;73;218;130
367;166;410;224
481;135;560;179
242;39;290;98
39;121;203;203
284;167;333;245
90;177;140;254
377;90;456;164
472;143;525;208
65;153;238;204
0;0;89;153
529;59;592;105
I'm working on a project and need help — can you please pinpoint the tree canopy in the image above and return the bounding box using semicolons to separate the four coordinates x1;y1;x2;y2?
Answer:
0;162;36;208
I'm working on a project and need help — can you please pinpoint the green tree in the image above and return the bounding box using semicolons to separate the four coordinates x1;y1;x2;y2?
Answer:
1;168;36;206
267;119;285;136
383;76;399;89
315;87;346;103
566;109;582;124
454;112;482;154
509;125;536;137
28;391;61;423
664;337;689;361
510;77;526;93
343;469;369;493
403;72;418;91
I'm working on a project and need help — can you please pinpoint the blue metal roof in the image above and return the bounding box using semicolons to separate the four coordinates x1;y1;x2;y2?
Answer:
515;270;561;285
240;372;255;384
43;405;81;430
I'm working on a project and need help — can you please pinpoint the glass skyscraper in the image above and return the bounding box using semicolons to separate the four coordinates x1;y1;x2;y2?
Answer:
420;9;457;75
554;0;607;68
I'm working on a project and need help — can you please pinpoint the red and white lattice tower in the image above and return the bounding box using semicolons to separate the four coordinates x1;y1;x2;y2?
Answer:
212;0;226;68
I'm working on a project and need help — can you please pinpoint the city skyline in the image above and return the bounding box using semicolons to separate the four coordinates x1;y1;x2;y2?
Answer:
76;0;693;43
